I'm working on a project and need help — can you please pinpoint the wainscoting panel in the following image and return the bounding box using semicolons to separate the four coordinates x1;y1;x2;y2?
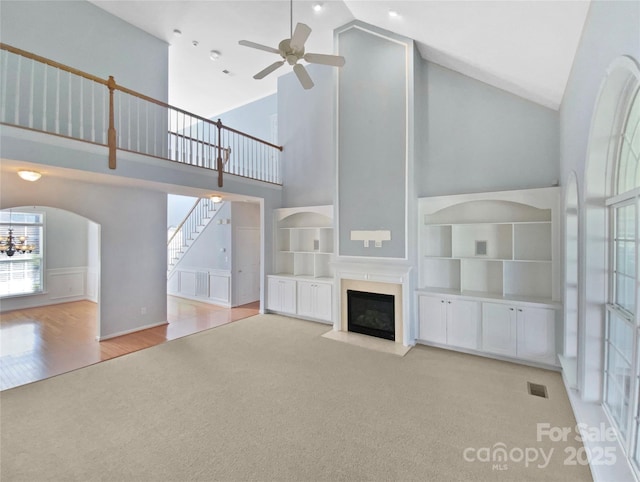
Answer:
167;268;231;307
180;271;197;297
48;268;86;300
209;272;231;306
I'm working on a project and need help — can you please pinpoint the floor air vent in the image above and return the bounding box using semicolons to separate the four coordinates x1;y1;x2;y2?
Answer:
527;382;548;398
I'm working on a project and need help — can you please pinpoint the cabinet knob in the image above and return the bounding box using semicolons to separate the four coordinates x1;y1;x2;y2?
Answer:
441;300;445;303
447;301;452;304
517;309;523;312
509;308;514;311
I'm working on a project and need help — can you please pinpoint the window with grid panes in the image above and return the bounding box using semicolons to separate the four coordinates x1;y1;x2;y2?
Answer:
604;87;640;475
0;211;44;297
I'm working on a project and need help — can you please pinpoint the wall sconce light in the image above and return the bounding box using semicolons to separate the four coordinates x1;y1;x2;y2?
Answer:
17;170;42;182
211;195;223;203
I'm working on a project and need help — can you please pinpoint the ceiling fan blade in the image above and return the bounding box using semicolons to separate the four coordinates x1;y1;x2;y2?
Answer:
253;61;285;80
303;53;346;67
238;40;280;55
289;23;312;52
293;64;314;90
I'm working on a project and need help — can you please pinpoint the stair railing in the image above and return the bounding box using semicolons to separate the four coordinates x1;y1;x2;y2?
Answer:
0;43;283;185
167;197;224;271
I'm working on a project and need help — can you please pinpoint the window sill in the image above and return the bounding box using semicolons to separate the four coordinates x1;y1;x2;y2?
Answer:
0;290;47;300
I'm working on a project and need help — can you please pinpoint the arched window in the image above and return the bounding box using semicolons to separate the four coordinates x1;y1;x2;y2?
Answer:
604;81;640;472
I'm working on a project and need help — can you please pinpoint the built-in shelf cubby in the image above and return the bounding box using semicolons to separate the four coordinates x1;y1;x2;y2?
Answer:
418;188;560;304
274;205;334;280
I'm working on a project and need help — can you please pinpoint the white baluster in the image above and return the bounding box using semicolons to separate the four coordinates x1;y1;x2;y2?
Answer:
79;77;84;139
1;50;9;122
67;71;72;136
28;60;35;128
42;65;47;131
91;81;95;142
127;95;131;150
136;97;140;153
14;55;21;124
55;69;60;134
102;87;107;144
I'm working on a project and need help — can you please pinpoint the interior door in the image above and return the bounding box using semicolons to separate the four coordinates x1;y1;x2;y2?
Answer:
235;227;260;306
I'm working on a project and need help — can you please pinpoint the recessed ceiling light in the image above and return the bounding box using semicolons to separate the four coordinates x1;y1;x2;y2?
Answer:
313;2;323;12
192;40;199;47
173;29;182;37
388;9;400;18
222;69;230;75
210;50;221;61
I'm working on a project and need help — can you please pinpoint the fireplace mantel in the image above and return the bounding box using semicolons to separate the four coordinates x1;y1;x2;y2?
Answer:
332;258;414;346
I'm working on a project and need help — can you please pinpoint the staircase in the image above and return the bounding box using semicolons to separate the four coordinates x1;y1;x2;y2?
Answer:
168;198;225;273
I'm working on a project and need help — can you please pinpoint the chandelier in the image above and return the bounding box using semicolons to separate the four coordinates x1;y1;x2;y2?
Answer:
0;228;35;257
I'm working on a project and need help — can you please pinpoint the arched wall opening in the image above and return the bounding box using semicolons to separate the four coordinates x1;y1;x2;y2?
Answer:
0;205;101;336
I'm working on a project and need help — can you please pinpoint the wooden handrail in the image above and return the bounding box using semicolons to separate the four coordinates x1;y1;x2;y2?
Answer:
0;43;109;86
167;198;202;246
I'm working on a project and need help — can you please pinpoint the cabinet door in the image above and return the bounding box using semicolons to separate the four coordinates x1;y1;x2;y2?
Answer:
280;279;297;314
481;303;517;357
313;283;332;322
267;277;281;311
297;281;314;318
419;295;447;344
447;300;480;349
516;307;556;364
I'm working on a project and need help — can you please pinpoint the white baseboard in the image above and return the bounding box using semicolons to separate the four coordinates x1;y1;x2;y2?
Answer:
97;320;168;341
167;292;231;308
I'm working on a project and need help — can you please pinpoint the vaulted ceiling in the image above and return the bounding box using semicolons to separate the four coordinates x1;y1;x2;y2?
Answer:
90;0;590;118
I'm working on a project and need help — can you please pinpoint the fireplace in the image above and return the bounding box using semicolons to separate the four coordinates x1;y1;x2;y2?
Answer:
347;290;395;341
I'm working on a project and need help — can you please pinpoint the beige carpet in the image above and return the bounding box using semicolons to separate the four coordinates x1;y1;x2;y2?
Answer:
1;314;591;481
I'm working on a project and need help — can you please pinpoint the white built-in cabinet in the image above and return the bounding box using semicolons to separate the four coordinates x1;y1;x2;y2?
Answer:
297;280;332;322
268;206;334;323
417;188;561;367
419;296;480;350
481;303;556;365
267;276;296;315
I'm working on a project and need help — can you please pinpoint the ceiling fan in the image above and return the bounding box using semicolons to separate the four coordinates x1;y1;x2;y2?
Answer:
238;0;345;90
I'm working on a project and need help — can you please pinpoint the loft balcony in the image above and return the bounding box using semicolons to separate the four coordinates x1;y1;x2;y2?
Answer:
0;43;283;187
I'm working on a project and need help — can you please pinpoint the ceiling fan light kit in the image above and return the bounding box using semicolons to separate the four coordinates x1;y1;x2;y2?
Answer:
238;1;345;90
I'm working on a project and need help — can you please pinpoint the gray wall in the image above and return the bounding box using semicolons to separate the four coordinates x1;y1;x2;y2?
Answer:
0;0;168;101
168;194;198;229
418;61;559;197
560;0;640;184
279;64;335;207
175;202;232;271
337;24;409;258
214;94;277;143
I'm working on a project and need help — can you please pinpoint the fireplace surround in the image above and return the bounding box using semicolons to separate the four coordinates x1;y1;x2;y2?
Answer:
333;260;413;346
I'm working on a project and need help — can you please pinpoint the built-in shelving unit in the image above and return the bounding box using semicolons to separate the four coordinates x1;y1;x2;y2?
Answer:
416;188;561;368
274;205;334;280
269;205;335;324
418;189;560;304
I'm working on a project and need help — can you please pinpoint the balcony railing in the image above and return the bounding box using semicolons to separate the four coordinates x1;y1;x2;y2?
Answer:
0;43;283;186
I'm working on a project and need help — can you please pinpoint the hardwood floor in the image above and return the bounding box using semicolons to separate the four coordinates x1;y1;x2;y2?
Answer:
0;296;260;391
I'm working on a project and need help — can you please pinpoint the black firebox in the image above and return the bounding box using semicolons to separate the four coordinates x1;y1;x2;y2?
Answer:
347;290;395;341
